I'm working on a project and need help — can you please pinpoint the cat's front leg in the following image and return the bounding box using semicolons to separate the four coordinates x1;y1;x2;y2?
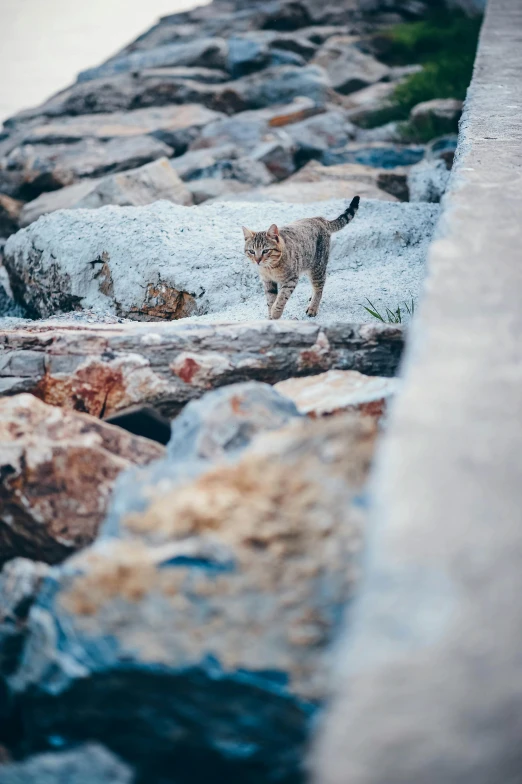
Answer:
263;280;278;318
270;278;298;320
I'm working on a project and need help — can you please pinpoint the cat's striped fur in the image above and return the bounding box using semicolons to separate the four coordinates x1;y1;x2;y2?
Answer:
242;196;360;320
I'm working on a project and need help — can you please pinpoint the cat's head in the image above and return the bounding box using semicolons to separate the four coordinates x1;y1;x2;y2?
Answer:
242;225;282;267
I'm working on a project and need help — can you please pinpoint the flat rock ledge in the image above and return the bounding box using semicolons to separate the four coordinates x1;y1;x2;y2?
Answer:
0;320;404;419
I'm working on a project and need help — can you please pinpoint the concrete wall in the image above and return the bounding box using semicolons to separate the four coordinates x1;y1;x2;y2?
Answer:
314;1;522;782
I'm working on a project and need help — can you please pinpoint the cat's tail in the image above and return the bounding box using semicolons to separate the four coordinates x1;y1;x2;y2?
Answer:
327;196;360;233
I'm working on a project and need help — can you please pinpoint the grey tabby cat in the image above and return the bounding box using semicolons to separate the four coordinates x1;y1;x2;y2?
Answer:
242;196;360;320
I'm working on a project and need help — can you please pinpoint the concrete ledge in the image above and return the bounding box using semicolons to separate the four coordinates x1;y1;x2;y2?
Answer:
315;1;522;782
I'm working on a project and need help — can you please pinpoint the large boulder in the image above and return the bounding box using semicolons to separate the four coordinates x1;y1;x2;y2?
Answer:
6;66;330;125
407;158;450;203
78;38;229;83
219;179;397;203
0;136;174;201
0;394;164;565
409;98;463;138
275;369;400;420
340;81;397;124
19;159;193;227
3;199;440;323
18;104;224;154
170;145;239;179
286;159;409;200
285;110;357;162
0;745;134;784
186;177;253;204
2;389;377;783
312;36;390;94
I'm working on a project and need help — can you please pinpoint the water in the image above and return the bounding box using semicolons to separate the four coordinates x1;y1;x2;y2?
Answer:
0;0;208;123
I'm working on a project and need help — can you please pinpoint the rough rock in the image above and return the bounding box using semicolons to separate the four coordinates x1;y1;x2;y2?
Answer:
3;407;377;783
275;369;400;419
286;159;408;200
425;134;458;168
285;110;357;162
340;81;397;124
225;32;314;78
409;98;463;137
183;157;274;187
186;177;253;204
250;139;296;180
170;145;239;180
0;744;134;784
0;558;50;682
0;394;164;565
0;241;27;320
19;159;193;227
19;105;224;155
3;199;439;323
106;381;303;523
229;179;396;203
225;63;332;110
0;196;22;238
0;320;405;419
227;34;271;78
321;142;424;169
408;158;450;203
78;38;229;83
312;36;390;95
354;121;402;143
6;66;330;124
189;100;316;153
0;136;174;201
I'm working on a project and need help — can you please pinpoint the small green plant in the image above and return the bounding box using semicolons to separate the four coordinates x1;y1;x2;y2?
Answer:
360;10;482;137
361;298;415;325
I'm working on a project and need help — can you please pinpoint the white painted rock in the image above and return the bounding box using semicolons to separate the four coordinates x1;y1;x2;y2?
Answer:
4;199;439;324
408;158;450;203
275;370;400;419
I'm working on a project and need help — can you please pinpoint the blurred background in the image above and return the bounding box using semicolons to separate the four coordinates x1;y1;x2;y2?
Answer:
0;0;209;122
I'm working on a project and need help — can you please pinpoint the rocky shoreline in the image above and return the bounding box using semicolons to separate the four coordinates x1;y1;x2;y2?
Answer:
0;0;482;781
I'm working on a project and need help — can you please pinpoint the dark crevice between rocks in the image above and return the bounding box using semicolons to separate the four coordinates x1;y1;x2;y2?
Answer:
105;406;172;446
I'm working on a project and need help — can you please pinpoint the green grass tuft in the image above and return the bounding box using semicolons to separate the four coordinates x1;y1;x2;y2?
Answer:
360;10;482;137
361;298;415;325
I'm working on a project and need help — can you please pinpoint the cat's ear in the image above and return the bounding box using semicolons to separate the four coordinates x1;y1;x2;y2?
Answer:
242;226;254;240
267;224;279;240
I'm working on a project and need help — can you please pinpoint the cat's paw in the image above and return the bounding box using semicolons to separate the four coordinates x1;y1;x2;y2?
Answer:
306;307;318;318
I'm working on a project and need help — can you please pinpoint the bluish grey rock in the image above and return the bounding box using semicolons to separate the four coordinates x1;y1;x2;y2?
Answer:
104;381;302;538
227;36;269;78
0;136;174;201
407;158;450;203
78;39;228;83
321;143;425;169
0;744;133;784
1;384;375;784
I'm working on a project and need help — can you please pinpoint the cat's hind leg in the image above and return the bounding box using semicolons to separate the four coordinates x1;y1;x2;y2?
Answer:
263;280;278;318
306;232;329;317
306;273;325;317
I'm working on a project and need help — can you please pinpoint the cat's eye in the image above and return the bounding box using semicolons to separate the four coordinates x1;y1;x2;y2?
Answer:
262;249;271;254
246;249;254;255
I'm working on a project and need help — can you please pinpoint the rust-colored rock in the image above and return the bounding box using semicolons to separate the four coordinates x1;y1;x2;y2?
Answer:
276;369;400;420
7;412;377;783
0;394;165;565
0;194;22;238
